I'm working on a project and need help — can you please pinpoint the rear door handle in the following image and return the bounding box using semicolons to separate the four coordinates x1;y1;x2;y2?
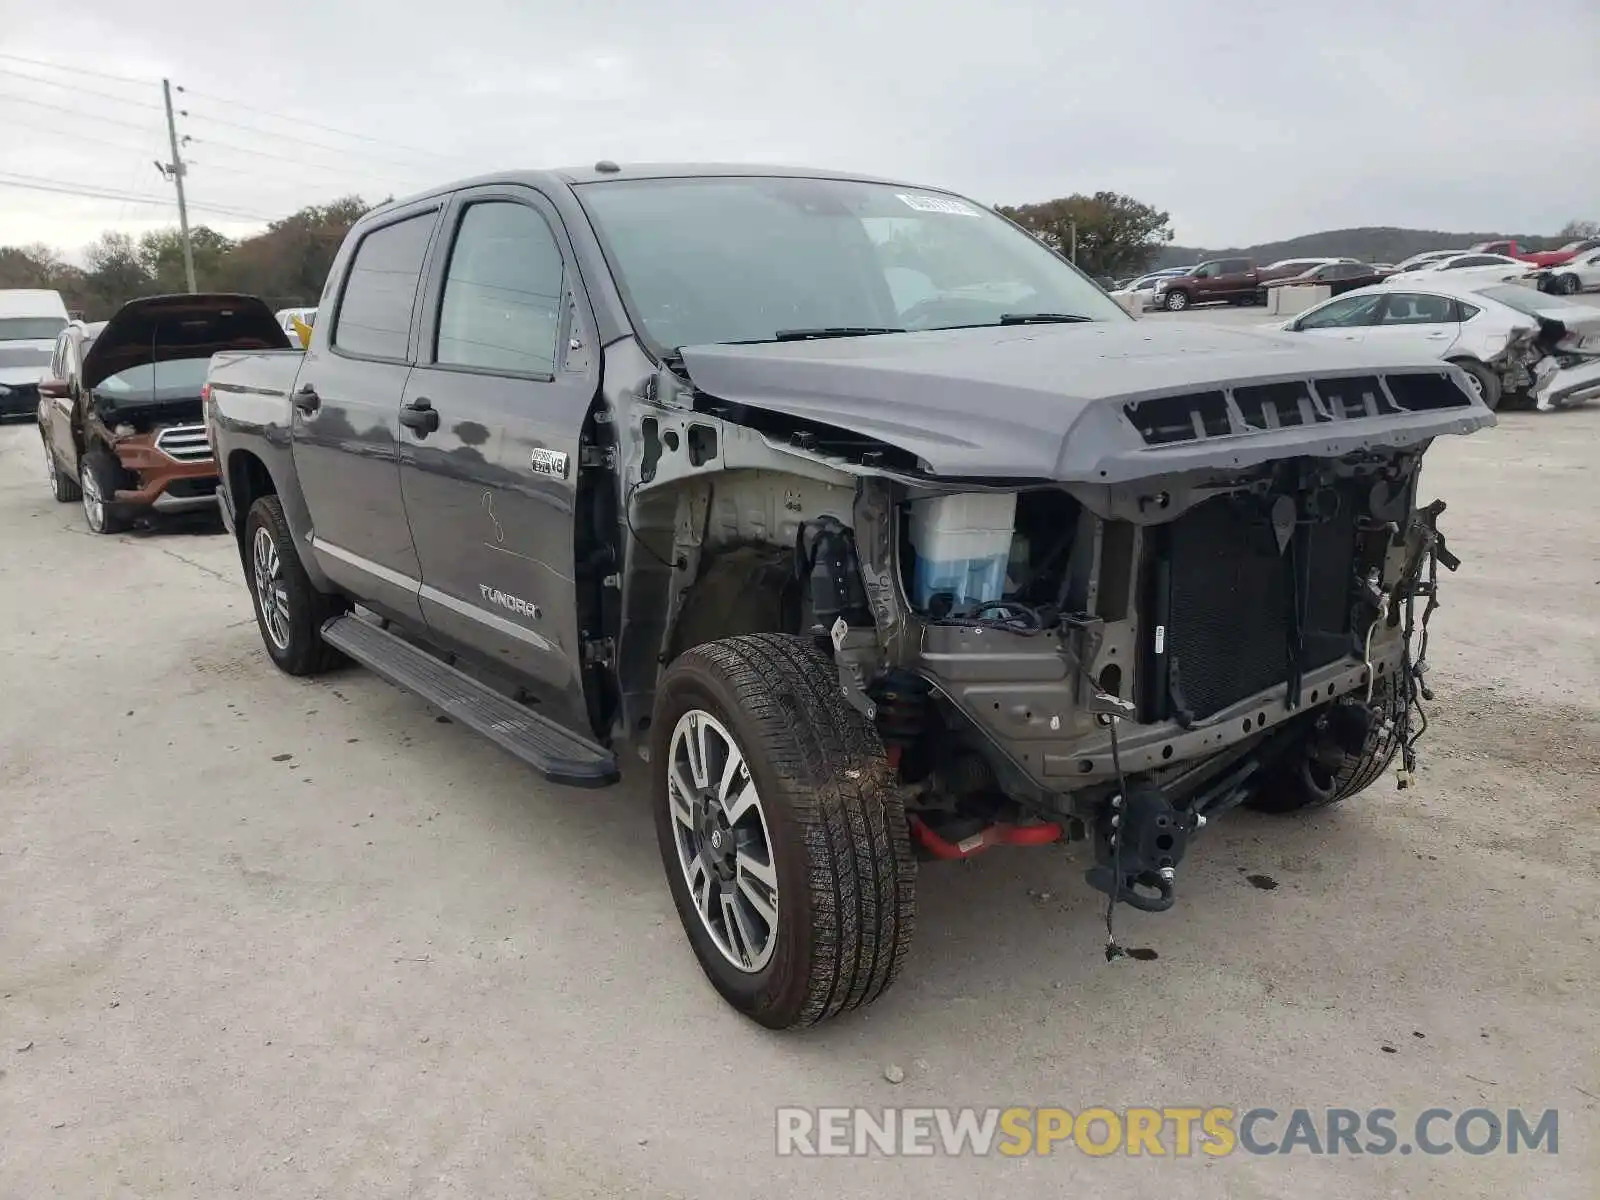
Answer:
293;383;320;414
399;396;441;435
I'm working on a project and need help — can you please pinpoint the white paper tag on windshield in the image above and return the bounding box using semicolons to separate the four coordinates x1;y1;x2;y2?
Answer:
895;193;980;216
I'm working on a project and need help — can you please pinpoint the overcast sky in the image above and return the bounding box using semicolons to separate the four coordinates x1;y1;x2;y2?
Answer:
2;0;1597;259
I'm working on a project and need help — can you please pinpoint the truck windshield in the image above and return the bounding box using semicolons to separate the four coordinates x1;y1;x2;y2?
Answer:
0;316;67;341
575;175;1127;352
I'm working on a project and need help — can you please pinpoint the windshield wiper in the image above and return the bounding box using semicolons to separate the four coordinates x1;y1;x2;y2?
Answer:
998;313;1094;325
772;326;905;341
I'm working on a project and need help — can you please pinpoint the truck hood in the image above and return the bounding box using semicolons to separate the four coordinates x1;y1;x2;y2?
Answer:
82;293;289;392
678;322;1495;482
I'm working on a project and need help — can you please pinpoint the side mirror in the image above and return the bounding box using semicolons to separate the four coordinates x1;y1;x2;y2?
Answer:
37;377;70;399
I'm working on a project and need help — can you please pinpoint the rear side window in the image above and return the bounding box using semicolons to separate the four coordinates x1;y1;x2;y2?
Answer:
435;201;565;376
1379;293;1454;324
333;212;436;359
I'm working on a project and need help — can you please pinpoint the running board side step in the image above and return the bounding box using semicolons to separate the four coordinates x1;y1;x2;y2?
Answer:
320;614;620;788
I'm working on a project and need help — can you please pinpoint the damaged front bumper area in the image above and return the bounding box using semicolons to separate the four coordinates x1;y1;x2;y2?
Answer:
108;424;221;514
807;371;1488;919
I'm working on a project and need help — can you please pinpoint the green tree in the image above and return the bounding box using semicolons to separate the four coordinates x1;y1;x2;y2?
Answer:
996;192;1174;280
138;226;236;292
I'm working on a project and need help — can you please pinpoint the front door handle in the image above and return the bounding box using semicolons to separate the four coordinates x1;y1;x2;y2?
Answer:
293;383;320;414
399;397;440;435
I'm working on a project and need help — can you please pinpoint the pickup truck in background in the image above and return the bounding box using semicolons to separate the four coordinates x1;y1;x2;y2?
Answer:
1150;257;1261;310
205;163;1490;1028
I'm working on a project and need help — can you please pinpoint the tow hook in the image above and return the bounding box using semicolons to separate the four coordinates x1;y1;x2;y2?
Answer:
1084;784;1203;913
907;814;1063;860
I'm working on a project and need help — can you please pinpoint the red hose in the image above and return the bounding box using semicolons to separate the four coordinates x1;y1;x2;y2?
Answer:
908;814;1063;860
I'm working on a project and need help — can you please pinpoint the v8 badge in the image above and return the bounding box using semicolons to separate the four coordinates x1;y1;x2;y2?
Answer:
529;448;569;479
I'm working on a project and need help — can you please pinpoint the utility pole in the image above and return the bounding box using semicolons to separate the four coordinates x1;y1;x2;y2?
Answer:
159;78;197;293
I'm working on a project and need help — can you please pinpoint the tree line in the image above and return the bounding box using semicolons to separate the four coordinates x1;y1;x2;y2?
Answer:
0;196;373;320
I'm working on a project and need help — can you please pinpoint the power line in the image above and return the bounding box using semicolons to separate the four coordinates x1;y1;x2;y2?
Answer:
0;172;275;222
7;117;165;156
181;134;422;188
174;83;471;164
177;107;448;173
0;65;165;110
0;92;162;133
0;50;157;88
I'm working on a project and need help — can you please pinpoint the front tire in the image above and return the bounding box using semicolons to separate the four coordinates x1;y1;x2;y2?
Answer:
1448;358;1502;412
652;634;917;1029
79;449;130;533
1249;677;1406;813
243;495;346;675
1558;273;1581;295
1163;289;1189;312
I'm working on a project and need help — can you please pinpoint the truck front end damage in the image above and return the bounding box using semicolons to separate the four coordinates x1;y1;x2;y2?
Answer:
621;325;1492;929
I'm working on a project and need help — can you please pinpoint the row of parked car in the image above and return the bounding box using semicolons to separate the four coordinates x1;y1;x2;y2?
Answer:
1112;236;1600;314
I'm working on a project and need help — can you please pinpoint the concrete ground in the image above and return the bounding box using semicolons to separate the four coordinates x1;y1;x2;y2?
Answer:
1;379;1596;1197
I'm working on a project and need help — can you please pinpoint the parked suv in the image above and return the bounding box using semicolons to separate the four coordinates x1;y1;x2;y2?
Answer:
207;164;1490;1028
38;294;288;532
1152;258;1260;310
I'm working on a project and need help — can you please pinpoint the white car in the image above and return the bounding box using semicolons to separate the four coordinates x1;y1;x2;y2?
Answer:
1107;272;1174;311
1385;252;1535;286
1390;249;1465;273
1539;249;1600;296
1275;279;1600;411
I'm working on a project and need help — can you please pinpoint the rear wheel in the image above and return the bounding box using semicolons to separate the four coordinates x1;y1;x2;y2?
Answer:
1558;273;1581;295
42;435;80;503
1448;358;1501;412
243;495;346;675
652;634;917;1029
79;449;130;534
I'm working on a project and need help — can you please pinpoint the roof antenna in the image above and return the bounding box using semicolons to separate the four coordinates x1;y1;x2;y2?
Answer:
594;160;621;174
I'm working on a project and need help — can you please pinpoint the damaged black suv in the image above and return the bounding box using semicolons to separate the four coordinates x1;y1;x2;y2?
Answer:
206;165;1493;1028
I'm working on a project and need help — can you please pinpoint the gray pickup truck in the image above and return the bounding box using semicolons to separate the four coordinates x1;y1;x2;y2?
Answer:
206;164;1492;1028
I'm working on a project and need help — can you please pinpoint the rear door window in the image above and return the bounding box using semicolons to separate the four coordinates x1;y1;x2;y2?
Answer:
1378;293;1455;324
332;212;437;360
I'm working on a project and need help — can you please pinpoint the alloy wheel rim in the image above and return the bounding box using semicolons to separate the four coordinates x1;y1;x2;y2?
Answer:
252;526;292;651
667;709;779;974
81;465;104;531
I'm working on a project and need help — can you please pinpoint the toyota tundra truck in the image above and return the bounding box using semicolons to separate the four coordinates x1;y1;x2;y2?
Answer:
206;164;1492;1028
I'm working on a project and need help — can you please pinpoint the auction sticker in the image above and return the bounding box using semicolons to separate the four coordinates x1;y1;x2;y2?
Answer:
896;193;980;216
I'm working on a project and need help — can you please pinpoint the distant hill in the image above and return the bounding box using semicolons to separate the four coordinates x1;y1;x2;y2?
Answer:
1153;227;1567;270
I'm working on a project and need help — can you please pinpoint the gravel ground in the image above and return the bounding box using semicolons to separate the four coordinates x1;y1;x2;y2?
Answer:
0;385;1595;1198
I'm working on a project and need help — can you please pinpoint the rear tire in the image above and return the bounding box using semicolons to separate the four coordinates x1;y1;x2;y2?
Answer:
652;634;917;1029
43;435;80;503
1248;676;1406;813
1448;358;1501;412
1558;273;1581;295
243;495;346;675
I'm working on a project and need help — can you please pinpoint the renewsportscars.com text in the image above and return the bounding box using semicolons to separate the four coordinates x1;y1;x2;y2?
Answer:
775;1106;1559;1158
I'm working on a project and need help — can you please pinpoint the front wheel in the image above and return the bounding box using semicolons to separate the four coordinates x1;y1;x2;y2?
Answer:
1163;290;1189;312
1249;677;1406;813
652;634;917;1029
243;495;346;675
1558;273;1581;295
79;449;130;534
